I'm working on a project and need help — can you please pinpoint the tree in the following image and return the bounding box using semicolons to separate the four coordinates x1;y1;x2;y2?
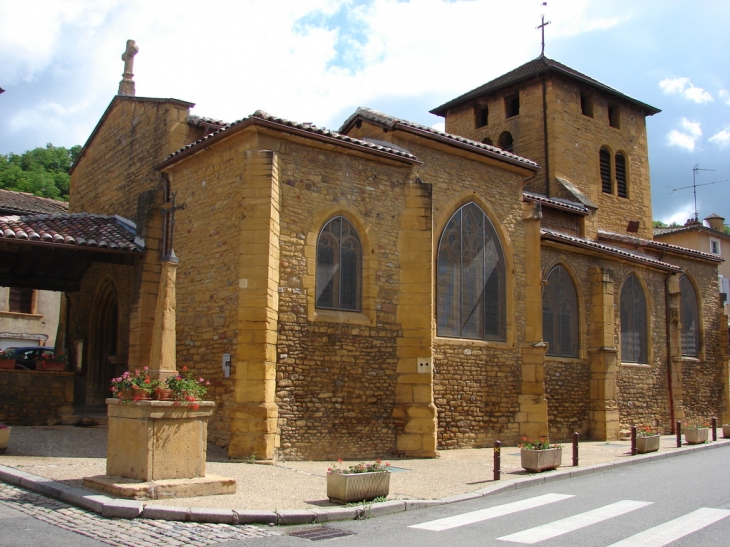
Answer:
0;143;80;200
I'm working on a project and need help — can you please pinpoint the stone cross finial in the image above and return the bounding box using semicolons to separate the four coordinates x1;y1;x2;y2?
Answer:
118;39;139;96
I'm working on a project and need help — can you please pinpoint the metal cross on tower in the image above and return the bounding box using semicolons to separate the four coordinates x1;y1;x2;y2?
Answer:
536;14;551;56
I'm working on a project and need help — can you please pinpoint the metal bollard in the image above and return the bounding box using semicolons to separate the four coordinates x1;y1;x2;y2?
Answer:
712;417;717;441
494;441;501;481
676;420;682;448
631;426;637;456
572;432;579;466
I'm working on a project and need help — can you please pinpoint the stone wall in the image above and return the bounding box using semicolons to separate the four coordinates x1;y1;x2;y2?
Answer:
0;370;74;425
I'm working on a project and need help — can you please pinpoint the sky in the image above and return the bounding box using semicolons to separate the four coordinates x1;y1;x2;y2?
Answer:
1;0;729;225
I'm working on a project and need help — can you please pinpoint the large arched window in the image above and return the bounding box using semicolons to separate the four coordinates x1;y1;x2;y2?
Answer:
542;266;579;357
620;274;648;363
437;202;505;340
680;275;700;357
316;216;362;311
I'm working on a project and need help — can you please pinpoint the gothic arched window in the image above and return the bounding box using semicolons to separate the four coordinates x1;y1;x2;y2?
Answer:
543;266;579;357
620;274;648;363
437;202;505;341
680;275;700;357
316;216;362;311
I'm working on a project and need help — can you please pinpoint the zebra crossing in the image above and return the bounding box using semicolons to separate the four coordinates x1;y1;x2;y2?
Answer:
409;492;730;545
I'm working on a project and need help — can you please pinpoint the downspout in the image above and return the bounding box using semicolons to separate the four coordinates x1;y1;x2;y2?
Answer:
665;273;675;431
540;74;551;198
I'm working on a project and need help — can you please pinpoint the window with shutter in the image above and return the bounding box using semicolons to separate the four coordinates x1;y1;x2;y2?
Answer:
8;287;34;314
615;153;627;198
437;202;505;341
680;275;700;357
542;266;579;357
600;148;612;194
620;274;648;363
316;217;362;311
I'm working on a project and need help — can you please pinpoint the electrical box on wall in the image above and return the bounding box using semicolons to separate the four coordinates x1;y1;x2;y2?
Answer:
417;357;432;374
222;353;231;378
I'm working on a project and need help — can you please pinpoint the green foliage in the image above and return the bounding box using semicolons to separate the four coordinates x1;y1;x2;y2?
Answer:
0;143;80;200
653;220;681;229
724;225;730;236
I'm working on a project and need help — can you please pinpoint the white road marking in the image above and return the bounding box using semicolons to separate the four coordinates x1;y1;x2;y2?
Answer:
497;500;653;544
606;507;730;547
409;493;574;532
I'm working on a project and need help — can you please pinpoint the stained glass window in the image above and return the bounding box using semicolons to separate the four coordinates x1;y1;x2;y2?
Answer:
620;274;647;363
437;202;505;340
543;266;579;357
680;275;700;357
316;217;362;311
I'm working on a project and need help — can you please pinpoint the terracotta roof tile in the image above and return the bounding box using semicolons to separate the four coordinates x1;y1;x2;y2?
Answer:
0;213;144;253
523;191;589;215
340;107;539;170
542;229;681;272
0;189;68;215
599;230;724;263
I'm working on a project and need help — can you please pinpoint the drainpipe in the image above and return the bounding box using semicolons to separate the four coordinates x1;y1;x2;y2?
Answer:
540;74;550;198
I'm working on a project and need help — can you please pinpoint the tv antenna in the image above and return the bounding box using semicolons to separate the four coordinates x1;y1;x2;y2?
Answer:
667;166;730;221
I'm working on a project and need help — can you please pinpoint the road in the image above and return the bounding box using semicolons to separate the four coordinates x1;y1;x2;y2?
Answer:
1;447;729;546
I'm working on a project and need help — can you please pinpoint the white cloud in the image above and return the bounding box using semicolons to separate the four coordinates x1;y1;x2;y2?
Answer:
659;77;713;103
667;118;702;151
719;90;730;106
709;128;730;149
432;122;445;133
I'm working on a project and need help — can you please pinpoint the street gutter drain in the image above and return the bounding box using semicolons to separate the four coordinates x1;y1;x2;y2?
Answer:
288;528;355;541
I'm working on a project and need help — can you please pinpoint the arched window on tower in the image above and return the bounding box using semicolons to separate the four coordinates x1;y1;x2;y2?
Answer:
542;266;579;357
600;147;612;194
316;216;362;311
498;131;514;153
620;274;648;363
436;202;506;341
680;275;700;357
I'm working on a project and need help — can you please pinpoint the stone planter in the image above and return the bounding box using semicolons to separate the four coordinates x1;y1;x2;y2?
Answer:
636;435;660;454
0;427;10;451
684;428;709;445
327;471;390;504
39;361;66;371
722;424;730;439
520;448;562;472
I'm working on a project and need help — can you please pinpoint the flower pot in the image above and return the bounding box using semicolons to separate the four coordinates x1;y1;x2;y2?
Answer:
636;435;660;454
0;427;10;451
0;360;14;370
684;428;709;445
40;361;66;371
723;424;730;439
520;447;562;472
326;471;390;504
155;388;175;401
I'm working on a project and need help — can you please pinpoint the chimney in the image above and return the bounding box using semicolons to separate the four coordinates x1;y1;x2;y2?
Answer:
704;213;725;232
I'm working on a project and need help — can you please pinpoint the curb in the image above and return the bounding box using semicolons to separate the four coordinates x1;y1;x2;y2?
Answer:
1;440;728;525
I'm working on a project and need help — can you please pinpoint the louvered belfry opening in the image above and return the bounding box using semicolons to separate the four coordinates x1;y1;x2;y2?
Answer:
542;265;579;357
600;148;612;194
615;152;627;198
620;274;648;363
316;216;362;311
680;275;700;357
437;202;505;341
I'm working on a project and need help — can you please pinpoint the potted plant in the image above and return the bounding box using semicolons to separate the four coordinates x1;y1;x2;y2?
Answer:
165;366;209;408
110;367;157;401
519;437;562;472
38;349;67;371
326;459;391;504
0;349;15;369
0;423;10;451
684;423;709;445
635;426;660;454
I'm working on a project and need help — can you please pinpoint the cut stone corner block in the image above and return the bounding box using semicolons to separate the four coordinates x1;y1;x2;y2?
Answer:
105;399;216;482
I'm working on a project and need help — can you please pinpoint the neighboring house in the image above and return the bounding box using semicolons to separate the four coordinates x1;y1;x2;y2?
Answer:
655;214;730;321
0;189;68;350
55;49;729;460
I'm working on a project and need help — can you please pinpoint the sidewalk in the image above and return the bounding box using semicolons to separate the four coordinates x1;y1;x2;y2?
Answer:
1;425;728;523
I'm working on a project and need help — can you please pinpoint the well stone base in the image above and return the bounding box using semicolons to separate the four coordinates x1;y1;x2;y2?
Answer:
83;474;236;500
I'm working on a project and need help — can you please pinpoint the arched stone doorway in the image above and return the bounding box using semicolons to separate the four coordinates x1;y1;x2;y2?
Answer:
86;280;123;406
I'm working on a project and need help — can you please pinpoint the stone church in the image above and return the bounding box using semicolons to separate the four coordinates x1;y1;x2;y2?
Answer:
64;45;729;461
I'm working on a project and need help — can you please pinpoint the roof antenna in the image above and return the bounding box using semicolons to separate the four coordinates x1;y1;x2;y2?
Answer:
536;5;550;56
692;165;715;222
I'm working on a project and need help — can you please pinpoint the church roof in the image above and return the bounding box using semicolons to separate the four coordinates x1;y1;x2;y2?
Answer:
0;213;143;253
523;191;589;215
598;230;724;263
430;55;661;117
339;107;539;171
158;110;421;169
0;189;68;215
543;229;681;272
